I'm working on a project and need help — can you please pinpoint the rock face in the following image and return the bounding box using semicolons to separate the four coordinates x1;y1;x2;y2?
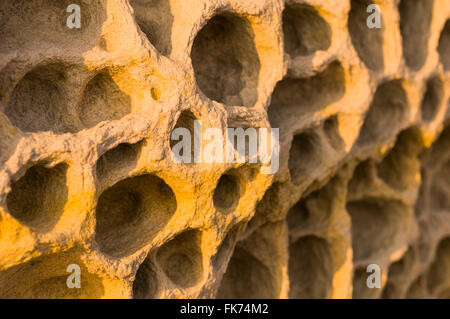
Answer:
0;0;450;299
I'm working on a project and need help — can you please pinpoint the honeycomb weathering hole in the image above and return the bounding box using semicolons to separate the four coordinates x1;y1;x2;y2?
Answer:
282;4;332;57
156;229;203;287
5;64;73;133
0;249;104;298
287;184;333;232
346;198;408;261
96;141;142;179
323;115;345;150
288;130;322;185
213;172;241;213
191;12;260;106
357;80;408;146
6;163;68;232
377;127;424;190
288;236;333;299
129;0;174;56
133;257;158;299
348;0;384;70
399;0;434;71
80;71;131;128
217;246;276;298
421;75;444;122
438;20;450;70
95;174;177;257
268;61;345;127
170;110;197;161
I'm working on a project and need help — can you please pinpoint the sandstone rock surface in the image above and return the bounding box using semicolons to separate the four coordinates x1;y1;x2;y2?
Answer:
1;0;450;298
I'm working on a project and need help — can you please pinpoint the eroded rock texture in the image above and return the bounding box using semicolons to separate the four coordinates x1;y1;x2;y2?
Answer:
1;0;450;299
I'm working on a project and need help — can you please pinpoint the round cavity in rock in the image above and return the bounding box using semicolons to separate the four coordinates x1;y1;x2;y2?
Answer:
5;64;74;133
191;12;260;107
79;71;131;128
95;174;177;257
348;0;384;70
282;3;332;57
213;173;241;213
6;163;68;232
156;230;203;287
288;236;333;298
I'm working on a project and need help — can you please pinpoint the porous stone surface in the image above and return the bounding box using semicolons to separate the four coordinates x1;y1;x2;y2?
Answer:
1;0;450;299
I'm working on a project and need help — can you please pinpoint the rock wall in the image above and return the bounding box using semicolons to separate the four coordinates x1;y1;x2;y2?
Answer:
0;0;450;298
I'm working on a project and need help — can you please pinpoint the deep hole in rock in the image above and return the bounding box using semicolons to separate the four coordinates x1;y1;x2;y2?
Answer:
268;61;345;127
288;236;333;298
5;64;74;133
287;180;334;232
282;3;331;57
96;141;142;179
421;75;444;122
438;20;450;70
247;182;282;232
399;0;434;70
217;222;283;299
129;0;174;56
288;130;322;185
156;229;203;287
377;127;424;190
347;198;408;261
95;174;177;257
348;0;384;70
217;246;275;298
213;172;241;213
191;12;260;106
80;71;131;128
6;163;68;233
323;115;344;150
133;256;159;299
170;110;196;162
0;249;104;298
356;80;408;146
